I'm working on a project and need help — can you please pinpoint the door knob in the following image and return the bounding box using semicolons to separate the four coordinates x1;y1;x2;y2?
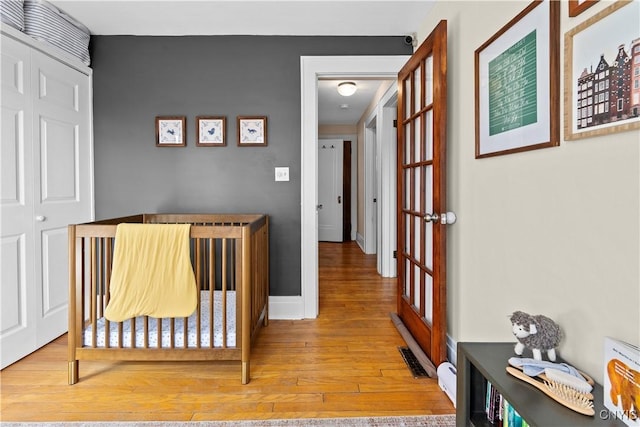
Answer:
35;215;46;222
424;211;456;225
424;213;440;223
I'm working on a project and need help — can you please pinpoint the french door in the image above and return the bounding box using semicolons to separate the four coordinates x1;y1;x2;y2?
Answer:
396;20;449;367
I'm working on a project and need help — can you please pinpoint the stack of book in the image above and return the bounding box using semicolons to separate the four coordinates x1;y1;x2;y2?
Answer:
485;380;530;426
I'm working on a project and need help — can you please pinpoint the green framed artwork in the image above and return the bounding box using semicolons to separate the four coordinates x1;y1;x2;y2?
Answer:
475;0;560;158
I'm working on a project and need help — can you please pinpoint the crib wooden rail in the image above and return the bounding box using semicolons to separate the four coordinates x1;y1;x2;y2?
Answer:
68;214;269;385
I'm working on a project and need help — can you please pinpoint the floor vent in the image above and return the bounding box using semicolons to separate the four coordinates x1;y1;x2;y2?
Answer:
398;346;429;378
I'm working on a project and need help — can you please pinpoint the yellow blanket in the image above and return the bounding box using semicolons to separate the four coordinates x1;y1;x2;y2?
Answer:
104;223;197;322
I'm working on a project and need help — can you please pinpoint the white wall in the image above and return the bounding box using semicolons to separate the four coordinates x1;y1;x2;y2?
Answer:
418;1;639;383
355;81;395;237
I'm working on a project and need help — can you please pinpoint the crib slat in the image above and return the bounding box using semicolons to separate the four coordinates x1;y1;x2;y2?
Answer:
132;317;137;348
105;238;112;348
118;322;123;349
193;236;201;349
157;318;161;348
209;273;214;349
90;238;97;348
168;318;173;348
222;238;228;348
183;315;188;349
96;241;103;320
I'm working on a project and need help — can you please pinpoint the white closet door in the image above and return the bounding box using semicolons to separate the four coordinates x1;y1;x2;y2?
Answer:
31;50;93;348
0;35;37;368
0;32;93;368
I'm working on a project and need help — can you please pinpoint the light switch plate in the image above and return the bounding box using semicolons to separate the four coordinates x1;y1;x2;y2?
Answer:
275;167;289;182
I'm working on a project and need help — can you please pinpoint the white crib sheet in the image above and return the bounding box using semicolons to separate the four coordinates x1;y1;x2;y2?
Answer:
83;291;236;348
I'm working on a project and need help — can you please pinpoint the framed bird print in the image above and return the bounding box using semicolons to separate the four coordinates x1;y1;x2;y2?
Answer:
156;116;186;147
237;116;267;146
196;116;226;146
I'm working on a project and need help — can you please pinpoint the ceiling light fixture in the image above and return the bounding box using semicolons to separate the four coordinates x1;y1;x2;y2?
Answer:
337;81;357;96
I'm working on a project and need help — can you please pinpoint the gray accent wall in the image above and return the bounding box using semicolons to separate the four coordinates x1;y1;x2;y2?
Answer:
91;35;411;297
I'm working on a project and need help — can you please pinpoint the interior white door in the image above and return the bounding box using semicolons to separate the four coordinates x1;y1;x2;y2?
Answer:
32;49;93;346
1;35;37;369
318;139;343;242
0;33;93;368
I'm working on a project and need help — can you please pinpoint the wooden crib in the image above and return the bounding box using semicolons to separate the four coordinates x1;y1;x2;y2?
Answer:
67;213;269;385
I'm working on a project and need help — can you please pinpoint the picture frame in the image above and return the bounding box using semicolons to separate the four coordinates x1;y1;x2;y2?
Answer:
237;116;267;147
568;0;598;17
474;0;560;159
196;116;226;146
564;0;640;141
156;116;186;147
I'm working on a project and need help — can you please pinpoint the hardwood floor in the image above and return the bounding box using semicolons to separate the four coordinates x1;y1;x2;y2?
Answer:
0;241;455;422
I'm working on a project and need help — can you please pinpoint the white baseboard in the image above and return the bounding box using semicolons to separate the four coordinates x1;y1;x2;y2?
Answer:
446;334;457;366
268;296;305;319
356;233;365;251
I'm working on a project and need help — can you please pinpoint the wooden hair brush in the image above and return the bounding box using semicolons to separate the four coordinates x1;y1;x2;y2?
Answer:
506;365;595;416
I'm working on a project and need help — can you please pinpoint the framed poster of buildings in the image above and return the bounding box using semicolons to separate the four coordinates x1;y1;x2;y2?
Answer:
564;0;640;141
475;0;560;158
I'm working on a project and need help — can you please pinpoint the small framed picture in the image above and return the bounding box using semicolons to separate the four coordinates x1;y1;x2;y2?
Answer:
237;116;267;147
156;116;186;147
196;116;226;146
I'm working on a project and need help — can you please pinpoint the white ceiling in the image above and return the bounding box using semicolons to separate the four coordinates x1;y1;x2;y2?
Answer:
48;0;430;125
49;0;434;36
318;79;393;126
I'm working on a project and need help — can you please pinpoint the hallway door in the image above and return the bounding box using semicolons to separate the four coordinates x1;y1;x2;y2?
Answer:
318;139;343;242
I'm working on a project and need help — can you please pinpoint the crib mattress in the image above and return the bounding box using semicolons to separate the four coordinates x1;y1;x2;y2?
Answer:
83;291;236;348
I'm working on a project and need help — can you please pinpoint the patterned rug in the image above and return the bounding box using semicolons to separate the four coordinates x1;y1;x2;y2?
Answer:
3;415;456;427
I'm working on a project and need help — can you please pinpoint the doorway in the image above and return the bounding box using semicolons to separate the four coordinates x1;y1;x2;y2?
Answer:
300;55;410;319
318;138;346;242
363;120;378;255
363;86;399;278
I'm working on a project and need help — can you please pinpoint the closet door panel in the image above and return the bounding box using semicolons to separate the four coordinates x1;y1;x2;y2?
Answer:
40;228;69;318
33;50;92;223
31;50;92;346
39;116;77;201
0;36;36;369
1;236;22;321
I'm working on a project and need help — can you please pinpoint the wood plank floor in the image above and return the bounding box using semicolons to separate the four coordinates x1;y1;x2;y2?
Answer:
0;241;455;422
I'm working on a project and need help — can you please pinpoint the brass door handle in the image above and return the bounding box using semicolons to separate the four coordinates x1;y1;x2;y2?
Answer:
424;212;457;225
